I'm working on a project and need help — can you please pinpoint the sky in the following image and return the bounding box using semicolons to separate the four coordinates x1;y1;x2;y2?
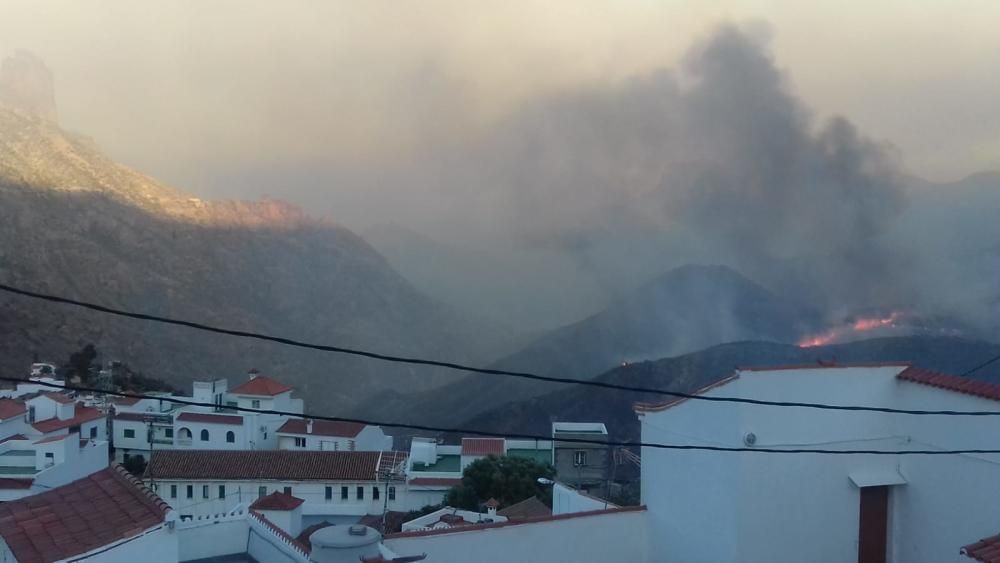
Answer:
1;0;998;199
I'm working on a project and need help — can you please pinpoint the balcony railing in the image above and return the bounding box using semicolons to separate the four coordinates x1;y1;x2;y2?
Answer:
175;439;193;447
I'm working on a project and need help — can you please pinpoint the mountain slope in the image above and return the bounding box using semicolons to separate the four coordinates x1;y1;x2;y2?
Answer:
0;104;512;411
348;264;813;426
457;336;1000;444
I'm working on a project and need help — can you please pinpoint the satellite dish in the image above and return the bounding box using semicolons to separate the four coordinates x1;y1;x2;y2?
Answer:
743;432;757;447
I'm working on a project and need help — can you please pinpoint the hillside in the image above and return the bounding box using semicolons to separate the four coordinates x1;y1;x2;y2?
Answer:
348;264;813;426
0;94;513;411
455;336;1000;444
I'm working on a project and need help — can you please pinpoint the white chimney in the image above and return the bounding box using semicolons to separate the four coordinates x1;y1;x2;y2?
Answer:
485;498;499;518
306;419;313;434
248;368;259;380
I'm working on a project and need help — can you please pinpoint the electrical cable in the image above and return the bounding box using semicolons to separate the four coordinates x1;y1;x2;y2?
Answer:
8;376;1000;456
2;282;999;416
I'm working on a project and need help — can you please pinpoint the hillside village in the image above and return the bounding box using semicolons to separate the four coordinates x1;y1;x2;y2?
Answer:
0;361;997;562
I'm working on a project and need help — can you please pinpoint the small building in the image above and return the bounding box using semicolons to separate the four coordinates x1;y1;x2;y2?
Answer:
145;449;410;524
552;422;610;498
400;503;507;532
0;465;177;562
276;418;393;452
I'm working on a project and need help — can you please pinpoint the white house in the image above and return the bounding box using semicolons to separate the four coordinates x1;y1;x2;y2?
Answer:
635;362;1000;563
112;372;305;461
145;449;411;525
0;465;178;563
400;501;507;532
276;419;392;452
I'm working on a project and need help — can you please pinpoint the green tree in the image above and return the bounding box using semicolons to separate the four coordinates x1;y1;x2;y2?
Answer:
446;455;555;510
122;454;147;477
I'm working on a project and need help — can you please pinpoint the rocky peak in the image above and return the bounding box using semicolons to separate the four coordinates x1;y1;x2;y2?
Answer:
0;51;58;123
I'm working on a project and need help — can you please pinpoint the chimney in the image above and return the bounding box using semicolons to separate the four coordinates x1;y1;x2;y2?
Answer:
248;368;259;380
306;419;313;434
485;498;499;518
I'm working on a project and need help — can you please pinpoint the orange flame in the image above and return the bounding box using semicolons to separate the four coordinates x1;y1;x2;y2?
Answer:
798;312;902;348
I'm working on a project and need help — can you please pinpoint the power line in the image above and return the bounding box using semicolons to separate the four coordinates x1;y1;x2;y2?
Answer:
959;353;1000;378
2;282;999;417
8;376;1000;456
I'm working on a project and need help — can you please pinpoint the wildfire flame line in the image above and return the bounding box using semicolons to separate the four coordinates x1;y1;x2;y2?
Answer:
798;312;902;348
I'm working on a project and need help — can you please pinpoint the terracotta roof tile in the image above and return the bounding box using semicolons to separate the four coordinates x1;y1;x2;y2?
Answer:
146;450;408;481
963;533;1000;562
0;479;33;490
0;399;26;420
497;496;552;519
230;376;292;396
175;412;243;425
42;393;74;405
898;366;1000;402
31;407;104;434
0;466;169;563
277;418;365;438
251;491;305;511
461;438;505;456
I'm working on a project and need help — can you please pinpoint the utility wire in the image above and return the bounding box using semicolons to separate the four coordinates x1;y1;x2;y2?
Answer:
2;281;999;417
8;376;1000;456
959;353;1000;378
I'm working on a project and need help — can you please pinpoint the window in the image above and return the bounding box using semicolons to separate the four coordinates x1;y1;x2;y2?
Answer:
356;486;364;500
388;487;396;501
283;486;292;495
27;406;35;423
258;486;267;498
89;426;97;438
294;437;306;448
573;450;588;467
226;431;235;443
373;487;380;501
165;428;173;438
251;400;260;409
186;485;193;499
170;485;177;499
341;486;348;500
325;486;332;500
219;485;226;499
124;428;135;438
202;485;209;499
348;440;356;451
178;428;192;441
200;429;210;442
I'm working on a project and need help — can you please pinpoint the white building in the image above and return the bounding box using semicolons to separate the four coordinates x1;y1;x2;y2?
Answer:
0;465;178;563
400;501;507;532
636;363;1000;563
145;449;411;525
112;372;306;461
276;418;392;452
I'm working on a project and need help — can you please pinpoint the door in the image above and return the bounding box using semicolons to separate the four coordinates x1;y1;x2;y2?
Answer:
858;486;889;563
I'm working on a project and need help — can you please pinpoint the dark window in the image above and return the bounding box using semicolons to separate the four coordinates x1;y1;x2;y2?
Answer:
373;487;380;501
573;450;587;466
295;437;306;448
388;486;396;501
89;426;97;438
202;485;209;499
200;429;210;441
356;486;364;500
165;428;173;438
124;428;135;438
341;486;348;500
251;400;261;409
219;485;226;499
226;431;235;443
258;486;267;498
170;485;177;498
186;485;193;499
283;486;292;495
325;486;332;500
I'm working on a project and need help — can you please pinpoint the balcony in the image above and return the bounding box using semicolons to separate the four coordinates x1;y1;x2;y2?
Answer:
152;438;174;445
175;439;193;447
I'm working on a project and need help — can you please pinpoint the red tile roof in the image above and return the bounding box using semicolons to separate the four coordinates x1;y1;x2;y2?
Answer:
230;375;292;396
0;399;26;420
897;366;1000;402
277;418;365;438
176;412;243;426
485;498;499;508
497;496;551;519
461;438;505;456
386;505;647;539
408;477;462;487
42;392;74;405
251;491;305;511
31;406;105;434
962;534;1000;562
0;466;169;563
146;450;408;482
248;510;309;555
0;434;28;444
0;478;33;490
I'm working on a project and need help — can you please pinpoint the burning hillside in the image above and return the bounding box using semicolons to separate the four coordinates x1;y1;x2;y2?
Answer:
798;312;904;348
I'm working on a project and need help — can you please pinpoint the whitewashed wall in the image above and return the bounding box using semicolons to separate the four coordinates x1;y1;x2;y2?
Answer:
552;482;612;514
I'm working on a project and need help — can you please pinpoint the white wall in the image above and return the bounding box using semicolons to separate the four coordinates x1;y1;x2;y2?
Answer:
68;523;178;563
33;439;109;491
552;482;612;514
385;508;647;563
639;366;1000;563
178;514;251;561
0;416;30;440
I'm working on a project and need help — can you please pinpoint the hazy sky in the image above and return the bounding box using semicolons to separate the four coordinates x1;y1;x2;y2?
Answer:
2;0;998;197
